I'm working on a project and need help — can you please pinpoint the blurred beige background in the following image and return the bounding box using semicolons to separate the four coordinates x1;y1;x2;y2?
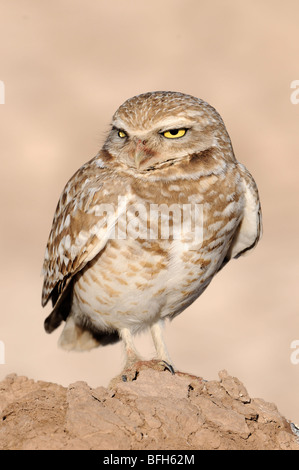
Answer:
0;0;299;424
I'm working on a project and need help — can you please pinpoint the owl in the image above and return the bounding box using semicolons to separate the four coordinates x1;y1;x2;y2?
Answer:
42;91;262;373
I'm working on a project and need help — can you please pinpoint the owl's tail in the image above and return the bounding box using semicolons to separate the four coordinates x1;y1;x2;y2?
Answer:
44;281;120;351
57;316;120;351
58;316;99;351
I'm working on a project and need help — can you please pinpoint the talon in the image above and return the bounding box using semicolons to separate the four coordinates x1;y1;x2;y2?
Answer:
161;360;175;375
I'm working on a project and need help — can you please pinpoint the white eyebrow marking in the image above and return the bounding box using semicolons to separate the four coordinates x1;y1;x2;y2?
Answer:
157;118;193;132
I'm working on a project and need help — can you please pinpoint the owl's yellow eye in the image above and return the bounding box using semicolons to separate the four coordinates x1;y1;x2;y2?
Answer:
163;128;187;139
118;130;127;138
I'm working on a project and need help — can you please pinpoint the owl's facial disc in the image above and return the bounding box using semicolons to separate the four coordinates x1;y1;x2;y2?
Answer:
107;113;216;171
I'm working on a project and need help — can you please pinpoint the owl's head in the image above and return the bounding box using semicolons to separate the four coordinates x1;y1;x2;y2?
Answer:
103;91;235;174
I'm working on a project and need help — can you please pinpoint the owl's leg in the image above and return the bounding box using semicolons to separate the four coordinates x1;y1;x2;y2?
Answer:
119;327;140;367
150;320;175;374
112;323;174;386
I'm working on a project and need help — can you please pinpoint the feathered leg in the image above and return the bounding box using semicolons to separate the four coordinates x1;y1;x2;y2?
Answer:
150;320;175;374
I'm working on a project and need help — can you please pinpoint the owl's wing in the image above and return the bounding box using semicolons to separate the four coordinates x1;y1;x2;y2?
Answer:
42;153;131;309
226;163;262;260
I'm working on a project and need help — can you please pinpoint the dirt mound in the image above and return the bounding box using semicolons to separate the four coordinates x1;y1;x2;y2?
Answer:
0;364;298;450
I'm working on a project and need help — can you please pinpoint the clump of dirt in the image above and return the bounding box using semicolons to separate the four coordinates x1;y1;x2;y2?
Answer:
0;365;298;450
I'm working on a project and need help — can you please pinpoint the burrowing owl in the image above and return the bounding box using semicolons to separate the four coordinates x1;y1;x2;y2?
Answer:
42;91;262;371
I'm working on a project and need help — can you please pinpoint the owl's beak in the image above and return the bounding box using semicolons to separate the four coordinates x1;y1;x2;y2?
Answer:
133;138;154;169
134;151;147;169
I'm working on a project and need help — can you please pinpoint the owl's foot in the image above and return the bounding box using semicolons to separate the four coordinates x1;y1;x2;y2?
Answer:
122;359;175;382
159;360;175;375
109;358;175;388
109;326;175;386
